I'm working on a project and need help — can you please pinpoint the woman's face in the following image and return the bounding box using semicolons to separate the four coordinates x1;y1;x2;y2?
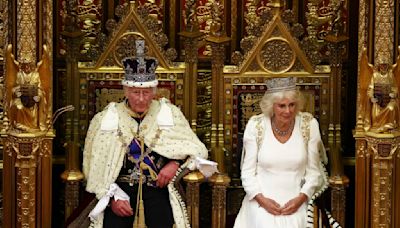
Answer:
272;98;296;124
124;87;155;113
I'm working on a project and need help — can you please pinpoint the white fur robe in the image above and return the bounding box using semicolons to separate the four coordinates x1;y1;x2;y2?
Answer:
83;100;208;228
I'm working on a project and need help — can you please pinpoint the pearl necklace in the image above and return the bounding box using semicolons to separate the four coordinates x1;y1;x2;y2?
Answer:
271;118;294;136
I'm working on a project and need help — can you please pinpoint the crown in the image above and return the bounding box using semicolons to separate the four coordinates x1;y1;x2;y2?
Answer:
121;40;159;88
265;77;297;94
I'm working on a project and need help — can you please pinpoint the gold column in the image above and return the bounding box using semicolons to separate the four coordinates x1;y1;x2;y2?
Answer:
183;171;205;228
356;0;399;227
60;0;85;219
1;0;55;227
354;134;370;228
206;37;230;173
209;173;230;228
355;133;400;228
178;0;203;131
178;31;202;130
206;1;230;172
2;132;54;228
325;34;349;227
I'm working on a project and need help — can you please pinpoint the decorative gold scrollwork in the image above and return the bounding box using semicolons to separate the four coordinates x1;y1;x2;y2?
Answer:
257;38;296;74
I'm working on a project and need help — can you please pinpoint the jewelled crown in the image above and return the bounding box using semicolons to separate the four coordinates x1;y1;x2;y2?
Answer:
122;40;158;88
265;77;297;94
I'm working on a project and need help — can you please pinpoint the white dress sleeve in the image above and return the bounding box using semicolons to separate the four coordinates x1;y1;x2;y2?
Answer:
240;117;263;200
300;118;323;198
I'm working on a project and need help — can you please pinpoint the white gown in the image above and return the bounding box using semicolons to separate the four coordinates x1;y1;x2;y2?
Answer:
234;114;322;228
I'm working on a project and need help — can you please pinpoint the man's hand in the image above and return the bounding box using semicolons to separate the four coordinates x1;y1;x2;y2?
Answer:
156;160;180;188
281;193;308;215
254;193;282;215
110;199;134;217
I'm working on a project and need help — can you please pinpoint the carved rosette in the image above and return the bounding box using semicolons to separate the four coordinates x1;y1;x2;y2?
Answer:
258;38;295;74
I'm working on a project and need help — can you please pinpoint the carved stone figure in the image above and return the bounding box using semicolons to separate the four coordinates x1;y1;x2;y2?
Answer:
210;1;223;37
358;48;400;133
4;44;51;133
185;0;198;32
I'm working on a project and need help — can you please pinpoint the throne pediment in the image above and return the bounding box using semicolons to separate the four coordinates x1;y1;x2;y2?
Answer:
230;9;315;75
81;2;177;70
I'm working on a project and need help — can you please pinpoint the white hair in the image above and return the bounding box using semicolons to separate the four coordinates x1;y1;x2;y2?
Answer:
259;90;305;117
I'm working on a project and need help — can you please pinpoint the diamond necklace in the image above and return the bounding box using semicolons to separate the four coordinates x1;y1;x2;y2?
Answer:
271;118;295;136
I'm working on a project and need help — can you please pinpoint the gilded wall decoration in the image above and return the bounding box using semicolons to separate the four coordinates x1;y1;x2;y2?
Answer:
0;0;5;137
192;0;213;56
43;0;53;57
137;0;164;20
305;0;348;60
17;0;37;63
196;70;212;147
374;0;395;63
0;0;6;59
306;0;347;41
76;0;102;55
184;0;200;33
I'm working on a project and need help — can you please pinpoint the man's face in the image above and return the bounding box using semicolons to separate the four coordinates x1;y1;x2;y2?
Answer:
124;87;155;113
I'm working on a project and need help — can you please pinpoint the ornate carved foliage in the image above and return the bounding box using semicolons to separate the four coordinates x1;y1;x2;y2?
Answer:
79;2;176;67
374;0;395;62
3;134;53;228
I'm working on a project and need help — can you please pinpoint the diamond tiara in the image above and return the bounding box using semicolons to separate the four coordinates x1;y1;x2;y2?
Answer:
265;77;297;94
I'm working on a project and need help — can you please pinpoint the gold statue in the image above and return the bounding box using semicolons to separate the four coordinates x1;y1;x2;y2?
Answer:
358;48;400;133
4;44;51;133
209;1;223;37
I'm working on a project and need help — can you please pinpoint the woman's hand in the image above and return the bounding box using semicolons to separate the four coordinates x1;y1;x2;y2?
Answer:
110;199;134;217
156;160;180;188
281;193;308;215
254;194;282;215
